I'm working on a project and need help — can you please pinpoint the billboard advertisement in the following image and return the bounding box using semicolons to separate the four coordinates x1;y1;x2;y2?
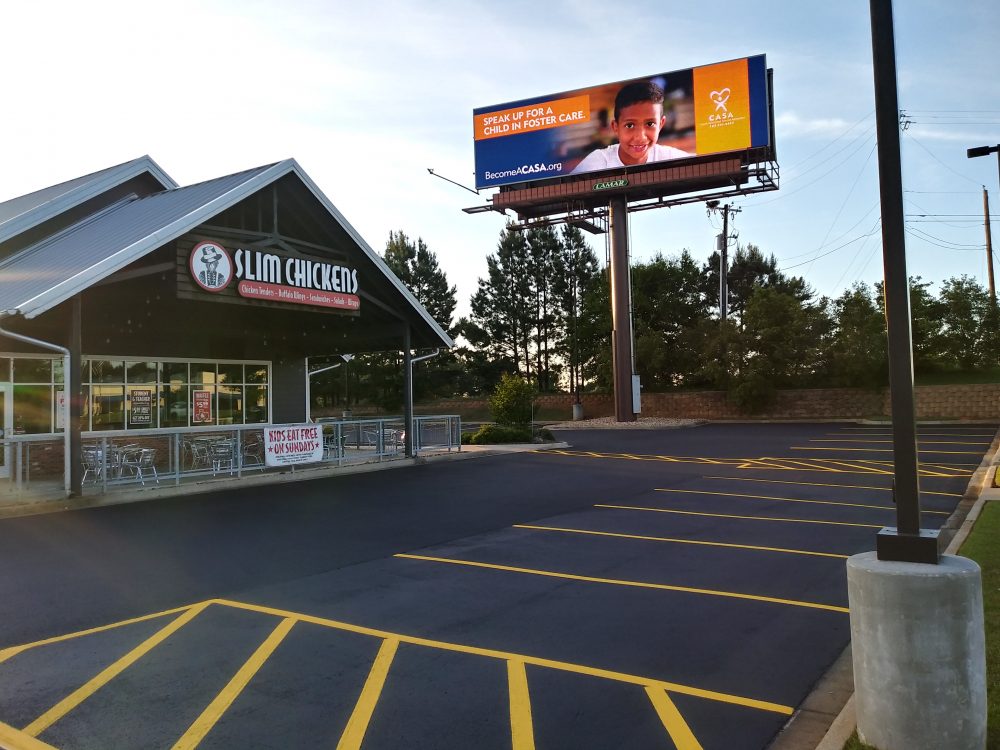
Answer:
473;55;770;190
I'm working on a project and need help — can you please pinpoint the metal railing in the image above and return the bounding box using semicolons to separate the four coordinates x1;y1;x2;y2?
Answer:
1;415;462;499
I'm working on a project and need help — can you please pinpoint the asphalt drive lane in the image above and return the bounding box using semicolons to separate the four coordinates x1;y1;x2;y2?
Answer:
0;422;992;750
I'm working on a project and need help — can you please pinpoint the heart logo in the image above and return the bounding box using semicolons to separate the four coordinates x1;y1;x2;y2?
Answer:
710;88;731;111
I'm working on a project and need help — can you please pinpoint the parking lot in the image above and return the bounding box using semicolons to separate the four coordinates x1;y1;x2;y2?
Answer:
0;422;992;749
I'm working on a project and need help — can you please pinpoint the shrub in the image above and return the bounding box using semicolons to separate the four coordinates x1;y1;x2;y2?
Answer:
467;424;533;444
488;373;535;426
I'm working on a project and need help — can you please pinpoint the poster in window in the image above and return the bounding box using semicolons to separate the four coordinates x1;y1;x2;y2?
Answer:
130;389;152;425
193;390;212;423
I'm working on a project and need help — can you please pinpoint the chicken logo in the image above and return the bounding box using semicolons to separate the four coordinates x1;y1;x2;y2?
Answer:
189;241;233;292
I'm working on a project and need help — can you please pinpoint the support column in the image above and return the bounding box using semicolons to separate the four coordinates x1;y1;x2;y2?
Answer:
608;197;635;423
69;296;83;496
403;325;413;458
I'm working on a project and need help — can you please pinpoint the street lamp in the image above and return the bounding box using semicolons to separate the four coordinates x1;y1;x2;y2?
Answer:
968;144;1000;186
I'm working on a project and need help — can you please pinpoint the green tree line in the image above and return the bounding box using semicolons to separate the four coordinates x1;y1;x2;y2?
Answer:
310;226;1000;414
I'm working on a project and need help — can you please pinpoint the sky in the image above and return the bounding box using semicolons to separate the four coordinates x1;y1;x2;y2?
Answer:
2;0;998;322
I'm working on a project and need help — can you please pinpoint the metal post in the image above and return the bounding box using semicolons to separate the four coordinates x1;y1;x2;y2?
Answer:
69;296;84;496
984;188;996;305
403;325;414;457
869;0;937;563
609;197;635;422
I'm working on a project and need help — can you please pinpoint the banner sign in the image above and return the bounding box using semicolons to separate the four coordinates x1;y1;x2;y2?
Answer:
473;55;770;189
264;424;324;467
129;388;152;425
189;241;360;311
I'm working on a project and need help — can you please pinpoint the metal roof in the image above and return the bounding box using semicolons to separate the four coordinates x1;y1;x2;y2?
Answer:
0;159;453;348
0;156;177;245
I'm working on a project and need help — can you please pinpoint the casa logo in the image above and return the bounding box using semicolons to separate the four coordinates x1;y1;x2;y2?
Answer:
189;241;234;293
709;88;734;122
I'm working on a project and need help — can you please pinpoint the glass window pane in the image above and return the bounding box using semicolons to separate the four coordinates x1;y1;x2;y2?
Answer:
91;360;125;384
127;386;156;429
91;386;125;430
0;358;9;381
191;386;216;424
161;385;189;427
12;385;52;433
81;359;91;383
218;385;242;424
81;385;90;431
13;358;51;383
127;361;158;384
246;386;268;423
190;364;216;386
53;359;65;384
245;365;268;384
218;364;242;384
162;362;188;383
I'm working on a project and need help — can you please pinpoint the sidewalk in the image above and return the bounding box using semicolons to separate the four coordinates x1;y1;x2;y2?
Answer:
0;442;569;520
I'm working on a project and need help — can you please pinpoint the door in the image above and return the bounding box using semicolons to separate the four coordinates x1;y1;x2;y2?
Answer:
0;385;9;479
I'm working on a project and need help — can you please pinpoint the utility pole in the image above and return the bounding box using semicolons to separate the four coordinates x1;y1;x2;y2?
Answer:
983;187;996;304
708;202;740;320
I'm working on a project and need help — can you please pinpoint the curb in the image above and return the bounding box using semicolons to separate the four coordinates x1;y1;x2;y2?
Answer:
808;424;1000;750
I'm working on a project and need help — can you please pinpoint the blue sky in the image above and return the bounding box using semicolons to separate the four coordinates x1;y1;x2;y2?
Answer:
2;0;998;319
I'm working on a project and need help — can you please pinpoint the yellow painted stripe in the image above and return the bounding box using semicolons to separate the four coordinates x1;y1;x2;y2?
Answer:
0;720;58;750
395;553;849;614
830;431;995;438
336;638;399;750
211;598;792;715
653;487;949;515
0;603;196;665
812;438;989;446
172;617;296;750
646;687;703;750
514;524;848;559
703;475;962;498
792;446;985;455
596;504;884;529
508;660;535;750
22;602;211;737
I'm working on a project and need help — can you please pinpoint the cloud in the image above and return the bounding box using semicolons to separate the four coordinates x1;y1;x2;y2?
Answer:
775;111;874;138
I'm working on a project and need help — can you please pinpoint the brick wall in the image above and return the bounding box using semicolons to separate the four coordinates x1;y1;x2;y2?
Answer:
421;383;1000;422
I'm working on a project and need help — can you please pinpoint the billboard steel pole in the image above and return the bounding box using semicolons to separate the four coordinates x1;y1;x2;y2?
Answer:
609;197;636;422
869;0;938;563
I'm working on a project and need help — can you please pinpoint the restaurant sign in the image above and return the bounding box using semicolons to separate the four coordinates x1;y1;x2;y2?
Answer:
189;240;360;311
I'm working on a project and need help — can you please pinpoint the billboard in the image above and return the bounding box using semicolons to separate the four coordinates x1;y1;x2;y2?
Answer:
473;55;770;190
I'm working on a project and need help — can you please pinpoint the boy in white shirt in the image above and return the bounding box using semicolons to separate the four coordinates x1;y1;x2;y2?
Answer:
572;81;690;173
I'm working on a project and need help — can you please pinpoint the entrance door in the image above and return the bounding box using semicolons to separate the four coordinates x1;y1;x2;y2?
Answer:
0;385;9;479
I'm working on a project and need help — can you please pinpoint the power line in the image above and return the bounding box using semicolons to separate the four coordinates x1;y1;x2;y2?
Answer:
903;132;984;188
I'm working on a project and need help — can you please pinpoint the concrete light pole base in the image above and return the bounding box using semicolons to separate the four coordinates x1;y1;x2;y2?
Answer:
847;552;986;750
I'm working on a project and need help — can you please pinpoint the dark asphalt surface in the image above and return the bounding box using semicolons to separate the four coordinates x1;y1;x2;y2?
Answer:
0;422;991;749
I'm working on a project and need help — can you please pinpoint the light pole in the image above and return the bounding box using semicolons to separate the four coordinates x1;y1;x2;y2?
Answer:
968;145;1000;304
967;144;1000;186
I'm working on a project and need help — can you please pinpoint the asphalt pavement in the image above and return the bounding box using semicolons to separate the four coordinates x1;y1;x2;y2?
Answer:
0;421;992;750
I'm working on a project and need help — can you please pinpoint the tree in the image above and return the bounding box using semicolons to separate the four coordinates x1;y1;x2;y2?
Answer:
937;275;989;371
827;283;887;388
526;226;561;391
552;225;601;397
469;225;534;377
384;230;457;333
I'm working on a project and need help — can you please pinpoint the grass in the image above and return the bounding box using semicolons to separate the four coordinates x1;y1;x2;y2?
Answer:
843;730;877;749
960;500;1000;748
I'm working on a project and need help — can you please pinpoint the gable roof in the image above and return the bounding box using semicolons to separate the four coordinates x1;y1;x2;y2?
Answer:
0;159;453;348
0;155;177;246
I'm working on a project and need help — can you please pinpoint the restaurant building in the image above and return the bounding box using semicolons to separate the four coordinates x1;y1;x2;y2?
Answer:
0;156;453;495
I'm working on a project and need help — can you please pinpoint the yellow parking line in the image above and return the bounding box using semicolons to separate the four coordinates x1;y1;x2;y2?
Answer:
172;617;297;750
702;475;962;498
815;459;895;475
23;601;212;738
394;554;849;614
792;446;985;455
0;603;196;665
209;599;793;715
596;504;884;530
811;439;989;446
0;720;58;750
647;687;703;750
653;488;949;515
507;660;536;750
514;524;849;559
336;638;399;750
